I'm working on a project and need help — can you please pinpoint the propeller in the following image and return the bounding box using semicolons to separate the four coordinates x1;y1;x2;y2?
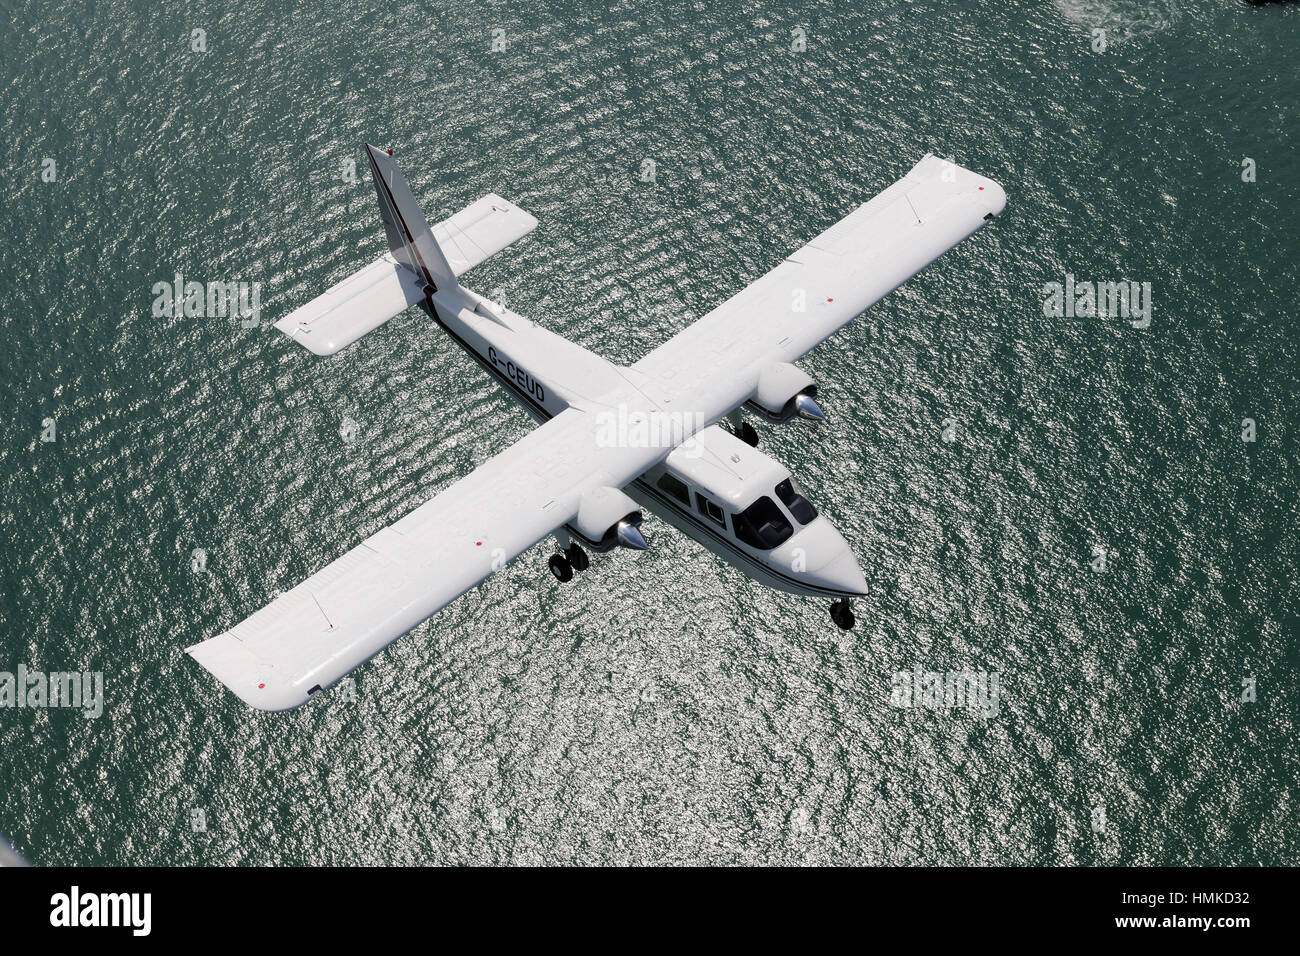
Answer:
795;393;826;421
616;520;648;550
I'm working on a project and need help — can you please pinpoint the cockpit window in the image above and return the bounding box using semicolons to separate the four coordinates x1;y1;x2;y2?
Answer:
775;478;817;525
732;495;794;550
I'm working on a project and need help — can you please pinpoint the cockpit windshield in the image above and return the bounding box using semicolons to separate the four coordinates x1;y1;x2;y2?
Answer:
732;495;794;550
775;478;817;525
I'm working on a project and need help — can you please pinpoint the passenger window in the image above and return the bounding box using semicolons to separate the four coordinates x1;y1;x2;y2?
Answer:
733;495;793;550
775;478;817;525
656;472;690;505
696;493;726;527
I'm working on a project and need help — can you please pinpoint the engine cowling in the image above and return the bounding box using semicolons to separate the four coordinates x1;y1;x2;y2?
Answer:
749;362;826;423
573;486;647;552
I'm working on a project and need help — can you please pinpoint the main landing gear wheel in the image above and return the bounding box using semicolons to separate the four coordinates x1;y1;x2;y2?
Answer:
548;553;573;583
738;422;759;447
565;543;590;572
830;598;856;631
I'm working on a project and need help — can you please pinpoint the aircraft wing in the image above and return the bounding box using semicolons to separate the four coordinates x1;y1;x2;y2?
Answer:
187;404;650;711
631;154;1006;419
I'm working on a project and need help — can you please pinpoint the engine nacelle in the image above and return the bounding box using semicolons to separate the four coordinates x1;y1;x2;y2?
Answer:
573;486;647;552
749;362;825;423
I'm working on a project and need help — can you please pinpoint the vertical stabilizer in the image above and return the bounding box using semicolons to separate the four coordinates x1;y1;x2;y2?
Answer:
364;143;457;293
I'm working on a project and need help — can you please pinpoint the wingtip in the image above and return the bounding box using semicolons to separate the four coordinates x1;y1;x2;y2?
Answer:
187;633;311;712
982;179;1008;218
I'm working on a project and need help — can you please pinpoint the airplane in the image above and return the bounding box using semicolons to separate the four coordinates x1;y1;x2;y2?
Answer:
187;144;1006;711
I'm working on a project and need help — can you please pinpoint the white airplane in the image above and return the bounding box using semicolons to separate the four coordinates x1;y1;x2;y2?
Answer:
188;144;1005;711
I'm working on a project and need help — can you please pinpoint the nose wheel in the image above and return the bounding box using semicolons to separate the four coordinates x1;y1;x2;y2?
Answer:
830;598;856;631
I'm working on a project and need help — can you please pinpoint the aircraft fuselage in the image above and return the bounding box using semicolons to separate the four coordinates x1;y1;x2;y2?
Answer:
424;286;869;600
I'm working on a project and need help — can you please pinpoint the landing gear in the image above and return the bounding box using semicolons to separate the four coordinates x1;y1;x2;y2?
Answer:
830;598;856;631
549;532;588;583
548;553;573;582
729;409;759;447
565;543;589;572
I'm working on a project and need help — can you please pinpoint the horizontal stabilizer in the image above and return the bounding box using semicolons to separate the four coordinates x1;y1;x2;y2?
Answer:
274;254;428;356
275;194;538;356
431;192;539;276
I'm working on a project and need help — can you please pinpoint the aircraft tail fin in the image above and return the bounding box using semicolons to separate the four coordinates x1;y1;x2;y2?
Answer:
272;147;538;355
365;143;458;293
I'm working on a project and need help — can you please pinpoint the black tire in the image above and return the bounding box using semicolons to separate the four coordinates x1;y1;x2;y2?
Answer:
830;599;856;631
739;422;759;447
548;554;573;582
566;544;590;572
